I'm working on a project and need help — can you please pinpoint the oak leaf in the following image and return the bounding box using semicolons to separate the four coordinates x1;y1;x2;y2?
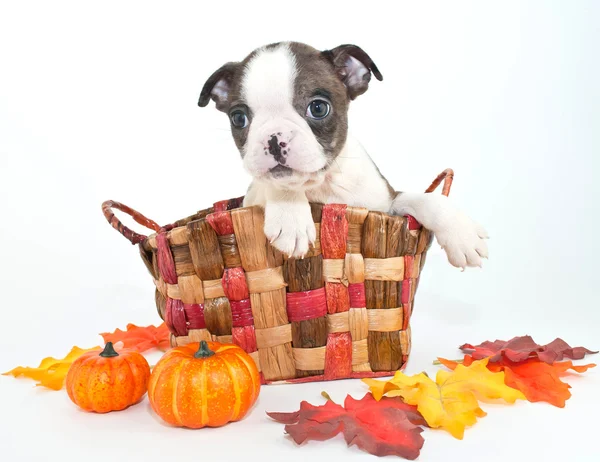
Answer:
363;358;524;439
438;355;596;408
460;335;597;364
100;322;170;352
2;346;101;390
267;393;426;459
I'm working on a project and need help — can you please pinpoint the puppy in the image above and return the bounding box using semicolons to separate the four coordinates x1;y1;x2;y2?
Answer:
199;42;488;268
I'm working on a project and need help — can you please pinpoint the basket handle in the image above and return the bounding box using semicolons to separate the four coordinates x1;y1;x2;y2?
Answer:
424;168;454;197
102;200;162;245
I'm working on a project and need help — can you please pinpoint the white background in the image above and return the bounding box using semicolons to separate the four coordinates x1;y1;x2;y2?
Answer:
1;1;599;461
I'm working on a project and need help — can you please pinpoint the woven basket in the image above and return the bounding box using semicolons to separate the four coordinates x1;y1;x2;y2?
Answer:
102;169;453;384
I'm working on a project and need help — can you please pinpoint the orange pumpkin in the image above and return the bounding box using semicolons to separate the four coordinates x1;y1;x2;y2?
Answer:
66;342;151;413
148;341;260;428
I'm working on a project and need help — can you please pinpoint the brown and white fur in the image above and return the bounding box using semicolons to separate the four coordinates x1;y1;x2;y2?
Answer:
199;42;488;268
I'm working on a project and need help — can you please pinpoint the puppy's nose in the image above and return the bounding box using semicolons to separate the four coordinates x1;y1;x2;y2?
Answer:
266;132;290;164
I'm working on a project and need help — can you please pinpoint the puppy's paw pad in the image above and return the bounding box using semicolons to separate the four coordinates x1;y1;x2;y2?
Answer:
435;213;489;269
264;202;315;259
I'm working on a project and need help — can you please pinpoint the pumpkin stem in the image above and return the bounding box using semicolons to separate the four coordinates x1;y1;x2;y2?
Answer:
194;341;215;359
99;342;119;358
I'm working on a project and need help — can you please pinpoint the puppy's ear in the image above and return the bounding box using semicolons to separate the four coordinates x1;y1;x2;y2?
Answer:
198;62;240;111
322;44;383;100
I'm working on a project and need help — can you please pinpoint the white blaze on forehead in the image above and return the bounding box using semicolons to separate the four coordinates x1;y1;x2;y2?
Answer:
241;44;297;111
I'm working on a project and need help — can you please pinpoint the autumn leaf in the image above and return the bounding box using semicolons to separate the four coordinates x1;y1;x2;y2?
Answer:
438;355;596;408
363;358;525;439
460;335;597;364
2;346;101;390
267;393;426;459
100;323;170;352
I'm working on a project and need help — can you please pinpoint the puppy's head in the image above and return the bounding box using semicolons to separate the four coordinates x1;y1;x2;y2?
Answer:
199;42;382;189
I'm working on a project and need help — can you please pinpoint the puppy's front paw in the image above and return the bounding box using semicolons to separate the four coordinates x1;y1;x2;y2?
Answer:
435;210;489;269
264;201;316;258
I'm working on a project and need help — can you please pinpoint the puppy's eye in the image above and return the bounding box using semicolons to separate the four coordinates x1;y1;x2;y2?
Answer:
306;100;330;119
230;110;248;128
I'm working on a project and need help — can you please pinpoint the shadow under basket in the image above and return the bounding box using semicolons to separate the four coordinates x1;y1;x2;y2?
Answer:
102;169;454;385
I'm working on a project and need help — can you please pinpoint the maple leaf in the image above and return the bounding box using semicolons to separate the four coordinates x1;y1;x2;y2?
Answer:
2;346;101;390
438;355;596;408
267;393;426;459
460;335;597;364
363;358;525;439
100;323;170;352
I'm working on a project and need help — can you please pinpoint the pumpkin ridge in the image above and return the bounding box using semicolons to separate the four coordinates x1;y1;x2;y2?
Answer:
170;359;187;426
233;350;259;403
122;357;138;406
221;357;242;422
199;360;208;427
81;355;98;411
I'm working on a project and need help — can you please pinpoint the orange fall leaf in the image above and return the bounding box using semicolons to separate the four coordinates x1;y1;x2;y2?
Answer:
437;356;596;408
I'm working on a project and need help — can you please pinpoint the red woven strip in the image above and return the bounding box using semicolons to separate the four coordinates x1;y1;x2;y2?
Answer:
156;233;177;284
227;196;245;210
206;211;234;236
222;267;250;301
286;288;327;322
402;303;411;330
406;215;421;230
232;325;257;352
230;298;254;327
213;199;230;212
165;298;187;336
325;282;350;314
348;283;366;308
402;279;412;305
321;204;348;259
184;303;206;329
404;255;414;280
324;332;352;380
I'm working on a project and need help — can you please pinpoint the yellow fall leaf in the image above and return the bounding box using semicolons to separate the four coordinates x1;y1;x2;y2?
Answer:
363;358;525;439
3;346;101;390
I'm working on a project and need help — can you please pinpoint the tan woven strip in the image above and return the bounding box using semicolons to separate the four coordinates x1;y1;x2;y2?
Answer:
352;363;372;372
345;254;365;284
364;257;405;281
214;335;233;344
349;307;368;340
187;329;212;343
166;283;181;300
169;227;189;246
327;311;350;333
146;235;157;249
203;279;225;299
255;323;293;349
292;346;326;371
401;327;411;355
352;339;369;365
412;255;421;279
367;308;403;332
246;266;287;293
153;278;167;297
322;258;345;283
178;274;205;304
249;351;261;372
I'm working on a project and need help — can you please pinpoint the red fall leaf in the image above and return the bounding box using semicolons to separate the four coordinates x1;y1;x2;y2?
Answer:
460;335;597;364
438;355;596;408
100;323;170;352
268;393;426;460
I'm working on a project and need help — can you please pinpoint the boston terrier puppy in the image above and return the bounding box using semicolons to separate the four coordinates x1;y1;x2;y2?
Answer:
199;42;488;268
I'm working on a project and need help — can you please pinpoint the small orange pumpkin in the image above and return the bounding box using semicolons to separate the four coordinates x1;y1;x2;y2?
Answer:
66;342;151;413
148;341;260;428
